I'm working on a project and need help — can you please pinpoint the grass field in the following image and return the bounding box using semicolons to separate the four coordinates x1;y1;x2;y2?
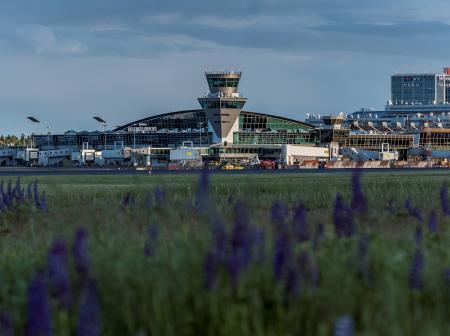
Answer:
1;171;450;335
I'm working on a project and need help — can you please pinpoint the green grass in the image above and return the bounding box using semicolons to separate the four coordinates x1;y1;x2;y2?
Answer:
1;171;450;335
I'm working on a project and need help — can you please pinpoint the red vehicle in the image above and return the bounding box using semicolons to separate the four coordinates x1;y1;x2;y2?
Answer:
260;160;276;169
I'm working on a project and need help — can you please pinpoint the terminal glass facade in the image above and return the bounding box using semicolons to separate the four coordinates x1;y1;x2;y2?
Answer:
391;74;445;105
419;130;450;149
35;110;316;150
239;112;313;132
233;132;315;145
345;134;414;150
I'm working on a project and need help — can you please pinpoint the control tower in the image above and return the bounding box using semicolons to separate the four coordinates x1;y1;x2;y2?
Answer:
198;71;247;143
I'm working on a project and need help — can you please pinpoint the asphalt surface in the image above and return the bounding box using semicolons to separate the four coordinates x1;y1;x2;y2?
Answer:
0;167;450;176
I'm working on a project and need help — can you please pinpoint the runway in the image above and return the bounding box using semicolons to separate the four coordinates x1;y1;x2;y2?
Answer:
0;167;450;176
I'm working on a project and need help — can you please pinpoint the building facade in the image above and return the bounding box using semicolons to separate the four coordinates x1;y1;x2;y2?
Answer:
34;71;316;151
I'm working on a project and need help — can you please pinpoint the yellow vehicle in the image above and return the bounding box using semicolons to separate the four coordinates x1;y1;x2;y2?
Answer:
222;164;244;170
222;164;235;170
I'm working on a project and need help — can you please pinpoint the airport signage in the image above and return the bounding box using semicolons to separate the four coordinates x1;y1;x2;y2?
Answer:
127;126;158;133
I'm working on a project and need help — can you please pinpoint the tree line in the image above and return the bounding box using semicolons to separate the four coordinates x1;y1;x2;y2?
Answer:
0;134;31;146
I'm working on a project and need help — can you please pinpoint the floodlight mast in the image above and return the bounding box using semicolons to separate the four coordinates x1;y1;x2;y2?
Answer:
26;116;41;148
93;116;107;150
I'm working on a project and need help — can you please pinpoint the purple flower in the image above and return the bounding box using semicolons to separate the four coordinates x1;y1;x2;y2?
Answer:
6;179;12;198
271;201;288;232
227;201;252;286
76;280;101;336
414;224;423;246
40;191;48;213
27;181;33;201
409;249;424;291
33;180;40;208
292;202;309;242
0;311;13;336
210;218;228;262
48;239;71;309
405;198;423;222
144;224;159;257
333;193;354;238
73;228;90;280
273;231;292;281
428;210;438;234
440;184;450;216
154;186;165;204
25;271;52;336
252;227;266;262
351;170;368;214
334;315;354;336
194;167;210;212
14;177;24;204
203;250;219;290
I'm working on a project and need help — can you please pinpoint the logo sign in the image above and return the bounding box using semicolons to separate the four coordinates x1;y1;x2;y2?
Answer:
127;126;158;133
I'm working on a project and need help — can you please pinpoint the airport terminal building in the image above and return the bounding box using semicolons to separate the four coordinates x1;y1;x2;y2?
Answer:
33;71;316;162
20;67;450;168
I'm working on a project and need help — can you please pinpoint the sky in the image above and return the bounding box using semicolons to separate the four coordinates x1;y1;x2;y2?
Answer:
1;0;450;135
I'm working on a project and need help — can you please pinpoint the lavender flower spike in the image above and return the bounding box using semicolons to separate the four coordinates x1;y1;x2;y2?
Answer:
154;186;165;204
273;231;291;281
351;170;368;214
293;202;309;242
40;191;48;213
409;249;424;291
271;201;288;232
48;238;71;309
25;271;52;336
440;183;450;216
33;180;40;208
333;193;354;238
76;280;102;336
194;166;210;212
227;201;252;286
334;315;354;336
414;224;423;246
428;209;438;234
144;224;159;257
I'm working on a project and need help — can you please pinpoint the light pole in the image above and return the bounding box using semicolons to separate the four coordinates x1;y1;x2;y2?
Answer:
46;125;51;149
93;116;107;150
26;116;40;148
198;122;204;148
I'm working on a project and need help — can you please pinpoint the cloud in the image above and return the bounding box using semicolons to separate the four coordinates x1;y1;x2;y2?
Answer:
14;25;88;55
1;0;450;135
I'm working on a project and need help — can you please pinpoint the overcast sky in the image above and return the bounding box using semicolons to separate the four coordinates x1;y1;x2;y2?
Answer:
1;0;449;134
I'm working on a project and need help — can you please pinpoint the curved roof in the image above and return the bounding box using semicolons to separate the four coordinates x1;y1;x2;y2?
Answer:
114;109;314;131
